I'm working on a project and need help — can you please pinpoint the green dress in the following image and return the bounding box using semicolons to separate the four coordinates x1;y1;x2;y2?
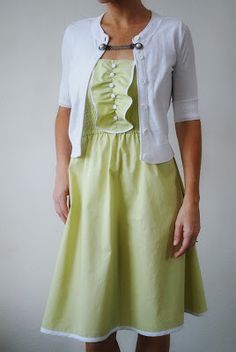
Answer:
40;59;208;342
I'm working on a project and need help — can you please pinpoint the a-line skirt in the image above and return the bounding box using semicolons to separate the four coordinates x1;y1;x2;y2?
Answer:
40;60;208;343
40;132;208;343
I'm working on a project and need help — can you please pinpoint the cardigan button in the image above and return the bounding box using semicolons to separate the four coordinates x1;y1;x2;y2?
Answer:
111;63;117;68
143;128;148;134
135;42;143;49
134;35;140;40
99;43;107;50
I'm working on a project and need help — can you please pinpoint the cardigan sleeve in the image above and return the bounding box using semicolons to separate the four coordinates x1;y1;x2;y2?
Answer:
171;21;200;122
58;26;72;108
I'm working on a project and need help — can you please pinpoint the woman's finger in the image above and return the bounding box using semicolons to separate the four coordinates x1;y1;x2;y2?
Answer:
55;201;66;224
173;222;183;246
54;193;69;224
58;195;69;223
174;235;192;258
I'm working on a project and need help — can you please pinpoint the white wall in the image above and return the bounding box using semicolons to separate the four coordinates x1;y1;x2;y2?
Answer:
0;1;235;351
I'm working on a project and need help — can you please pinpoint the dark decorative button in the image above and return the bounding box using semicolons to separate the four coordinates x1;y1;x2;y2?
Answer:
135;42;143;49
98;43;107;51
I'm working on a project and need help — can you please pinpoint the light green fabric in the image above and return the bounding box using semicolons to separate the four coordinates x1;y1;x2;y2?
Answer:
89;59;136;132
40;59;208;343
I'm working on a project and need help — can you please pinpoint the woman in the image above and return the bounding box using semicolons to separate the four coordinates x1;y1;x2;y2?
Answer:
40;1;208;351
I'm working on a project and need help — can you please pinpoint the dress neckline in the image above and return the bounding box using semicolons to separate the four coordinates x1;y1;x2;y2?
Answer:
99;58;134;61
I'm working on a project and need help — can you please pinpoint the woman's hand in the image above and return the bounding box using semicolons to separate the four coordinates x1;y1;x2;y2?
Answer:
53;165;70;224
172;200;200;258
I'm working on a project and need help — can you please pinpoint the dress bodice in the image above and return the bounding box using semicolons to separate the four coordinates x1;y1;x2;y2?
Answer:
82;59;139;135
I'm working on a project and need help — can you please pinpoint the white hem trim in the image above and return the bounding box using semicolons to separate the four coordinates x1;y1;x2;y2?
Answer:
40;323;184;343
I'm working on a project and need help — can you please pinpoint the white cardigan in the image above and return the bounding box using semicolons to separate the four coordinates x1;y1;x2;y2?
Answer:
58;10;200;164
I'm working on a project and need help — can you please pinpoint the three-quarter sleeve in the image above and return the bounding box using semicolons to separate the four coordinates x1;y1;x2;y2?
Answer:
58;26;72;108
171;21;200;122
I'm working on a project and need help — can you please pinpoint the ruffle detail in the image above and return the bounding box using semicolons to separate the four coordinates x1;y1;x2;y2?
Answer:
89;59;136;133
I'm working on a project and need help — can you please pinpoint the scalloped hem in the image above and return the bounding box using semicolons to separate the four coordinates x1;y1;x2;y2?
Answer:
40;323;184;343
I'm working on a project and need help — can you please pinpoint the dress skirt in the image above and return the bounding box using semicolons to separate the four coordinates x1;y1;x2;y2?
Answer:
40;59;208;342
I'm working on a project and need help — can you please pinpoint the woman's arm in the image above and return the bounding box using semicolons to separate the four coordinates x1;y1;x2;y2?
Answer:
53;106;72;224
172;119;202;258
